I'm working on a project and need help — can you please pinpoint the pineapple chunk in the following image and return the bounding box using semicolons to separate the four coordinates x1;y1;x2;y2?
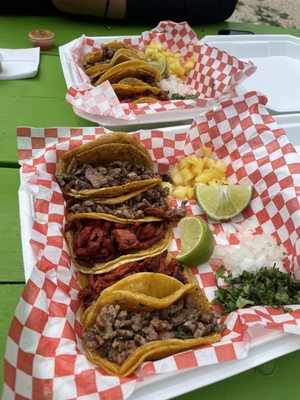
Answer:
186;154;199;166
170;166;184;185
180;167;194;185
191;159;204;175
172;185;188;200
201;145;212;157
186;186;195;199
215;160;227;173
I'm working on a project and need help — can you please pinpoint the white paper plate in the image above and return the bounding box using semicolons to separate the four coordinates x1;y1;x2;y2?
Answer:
200;34;300;113
0;48;40;80
18;113;300;399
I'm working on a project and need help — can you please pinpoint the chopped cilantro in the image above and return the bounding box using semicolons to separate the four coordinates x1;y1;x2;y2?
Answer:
170;93;199;100
213;266;300;314
175;326;193;340
214;323;227;333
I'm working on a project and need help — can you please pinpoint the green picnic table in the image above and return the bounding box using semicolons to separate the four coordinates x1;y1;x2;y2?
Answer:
1;14;300;399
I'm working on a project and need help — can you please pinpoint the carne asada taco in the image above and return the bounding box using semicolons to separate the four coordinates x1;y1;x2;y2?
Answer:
78;251;198;310
81;272;221;376
65;215;172;274
66;184;187;222
55;132;161;198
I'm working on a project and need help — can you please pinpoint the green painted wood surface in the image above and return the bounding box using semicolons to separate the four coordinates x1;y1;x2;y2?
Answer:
0;284;24;394
0;52;96;167
0;168;24;282
174;350;300;400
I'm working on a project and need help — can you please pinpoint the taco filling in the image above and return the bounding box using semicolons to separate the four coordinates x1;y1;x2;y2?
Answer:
67;185;187;222
79;251;188;310
83;294;219;366
67;218;168;266
84;45;123;69
56;160;158;192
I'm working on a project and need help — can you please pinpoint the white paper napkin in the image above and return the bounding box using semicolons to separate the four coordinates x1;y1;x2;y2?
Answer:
0;47;40;80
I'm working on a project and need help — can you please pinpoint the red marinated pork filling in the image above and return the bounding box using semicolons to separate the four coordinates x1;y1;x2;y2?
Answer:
66;219;168;266
79;251;187;310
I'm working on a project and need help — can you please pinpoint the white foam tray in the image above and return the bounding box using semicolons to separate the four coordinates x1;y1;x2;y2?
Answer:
18;114;300;399
200;35;300;113
59;36;216;129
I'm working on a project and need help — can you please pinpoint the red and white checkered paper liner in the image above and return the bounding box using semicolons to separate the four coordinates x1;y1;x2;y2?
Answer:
4;91;300;400
66;20;256;120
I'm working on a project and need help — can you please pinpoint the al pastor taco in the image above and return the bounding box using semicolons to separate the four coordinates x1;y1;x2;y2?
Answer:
78;251;198;310
55;132;161;198
65;215;172;274
81;272;221;376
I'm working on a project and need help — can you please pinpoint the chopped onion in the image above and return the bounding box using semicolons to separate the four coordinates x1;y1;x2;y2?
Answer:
158;75;196;97
214;225;287;277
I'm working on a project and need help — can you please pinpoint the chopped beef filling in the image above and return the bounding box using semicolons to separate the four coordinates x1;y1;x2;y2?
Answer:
79;251;187;309
85;46;117;70
55;160;157;192
67;185;187;222
83;295;219;365
67;219;168;266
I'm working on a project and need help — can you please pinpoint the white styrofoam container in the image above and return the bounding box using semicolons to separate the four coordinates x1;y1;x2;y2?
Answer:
200;34;300;113
59;36;210;129
17;113;300;399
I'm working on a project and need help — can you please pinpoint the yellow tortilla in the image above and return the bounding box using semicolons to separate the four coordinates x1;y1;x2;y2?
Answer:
69;181;158;205
56;132;158;198
81;273;221;376
85;48;143;80
94;60;161;86
76;252;199;289
132;97;160;104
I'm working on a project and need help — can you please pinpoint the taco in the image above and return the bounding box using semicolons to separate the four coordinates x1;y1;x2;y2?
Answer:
78;251;198;311
81;272;221;376
83;41;136;69
132;96;160;104
94;60;161;86
66;184;187;222
85;49;144;82
55;132;161;199
112;77;161;97
65;215;172;274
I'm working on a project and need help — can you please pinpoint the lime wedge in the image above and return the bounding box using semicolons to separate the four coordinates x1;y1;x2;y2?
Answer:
195;184;253;221
176;216;214;266
147;56;167;74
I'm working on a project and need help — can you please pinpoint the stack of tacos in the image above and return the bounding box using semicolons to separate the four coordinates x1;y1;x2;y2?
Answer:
55;132;220;375
82;41;169;103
